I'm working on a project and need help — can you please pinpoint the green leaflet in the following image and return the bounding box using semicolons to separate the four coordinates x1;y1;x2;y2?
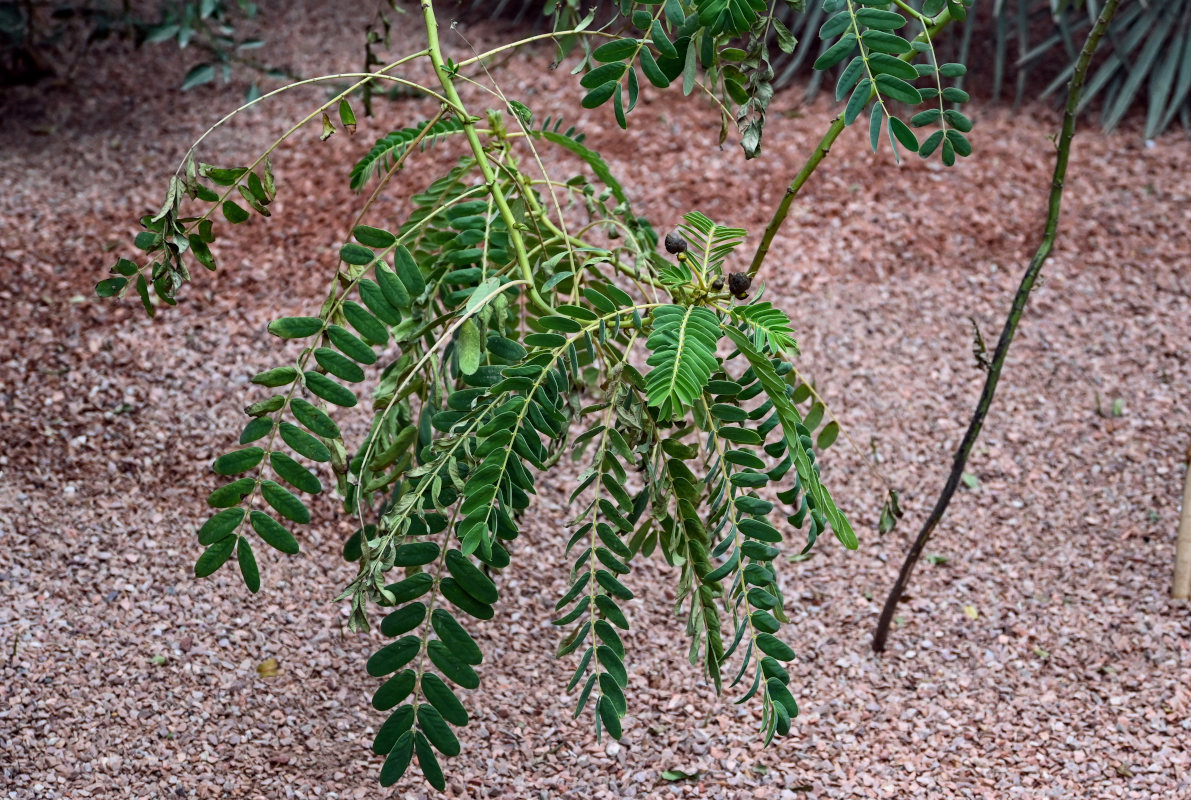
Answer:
267;316;323;339
431;609;482;665
420;673;468;726
279;421;331;462
236;536;260;593
444;549;498;604
722;327;857;550
417;705;460;756
270;452;322;494
249;510;299;554
314;347;366;383
378;730;414;787
197;507;245;545
195;536;235;577
456;319;482;376
290;397;341;439
367;635;421;677
304;371;357;407
260;479;310;524
414;732;446;791
373;670;416;711
212;447;264;475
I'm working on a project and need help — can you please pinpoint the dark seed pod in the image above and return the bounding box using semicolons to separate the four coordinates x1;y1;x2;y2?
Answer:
664;232;688;255
711;278;725;291
727;272;751;299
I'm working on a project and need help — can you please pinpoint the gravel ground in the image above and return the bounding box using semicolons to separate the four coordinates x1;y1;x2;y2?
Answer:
2;2;1189;798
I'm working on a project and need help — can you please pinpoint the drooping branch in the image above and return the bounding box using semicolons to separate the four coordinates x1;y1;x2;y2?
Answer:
871;0;1123;653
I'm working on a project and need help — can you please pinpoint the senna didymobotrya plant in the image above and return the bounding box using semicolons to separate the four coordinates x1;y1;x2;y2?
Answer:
98;0;972;789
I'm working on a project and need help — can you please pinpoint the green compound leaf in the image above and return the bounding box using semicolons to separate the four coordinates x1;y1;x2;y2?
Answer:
722;327;857;550
644;305;722;420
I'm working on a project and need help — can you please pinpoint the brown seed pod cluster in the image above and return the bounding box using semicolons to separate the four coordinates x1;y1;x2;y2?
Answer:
727;272;751;300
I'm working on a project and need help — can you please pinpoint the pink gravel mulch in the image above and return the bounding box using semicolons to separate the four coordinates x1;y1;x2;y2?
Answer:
1;2;1189;798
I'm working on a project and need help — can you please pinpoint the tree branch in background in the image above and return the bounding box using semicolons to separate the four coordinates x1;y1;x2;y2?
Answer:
871;0;1123;654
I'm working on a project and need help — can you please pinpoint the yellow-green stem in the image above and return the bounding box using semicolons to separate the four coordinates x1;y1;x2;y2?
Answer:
419;0;553;314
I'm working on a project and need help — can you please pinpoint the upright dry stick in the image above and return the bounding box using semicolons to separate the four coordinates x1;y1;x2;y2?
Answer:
1173;446;1191;599
871;0;1123;653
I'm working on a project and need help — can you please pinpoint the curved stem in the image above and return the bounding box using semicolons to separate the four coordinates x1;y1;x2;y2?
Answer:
871;0;1123;654
747;9;955;279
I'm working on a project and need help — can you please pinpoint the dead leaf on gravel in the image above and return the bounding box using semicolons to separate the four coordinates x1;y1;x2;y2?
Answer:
257;657;279;678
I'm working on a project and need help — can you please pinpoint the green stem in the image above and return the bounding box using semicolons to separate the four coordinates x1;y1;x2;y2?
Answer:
871;0;1122;654
747;9;955;279
419;0;553;314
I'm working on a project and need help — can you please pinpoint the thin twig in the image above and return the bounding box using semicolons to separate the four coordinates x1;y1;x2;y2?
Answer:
871;0;1123;654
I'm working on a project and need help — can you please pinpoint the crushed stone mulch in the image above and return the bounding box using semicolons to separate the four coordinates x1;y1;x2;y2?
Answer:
1;2;1189;798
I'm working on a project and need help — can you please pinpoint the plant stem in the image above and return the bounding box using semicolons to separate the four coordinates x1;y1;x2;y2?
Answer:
871;0;1122;654
747;9;955;279
420;0;553;314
